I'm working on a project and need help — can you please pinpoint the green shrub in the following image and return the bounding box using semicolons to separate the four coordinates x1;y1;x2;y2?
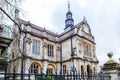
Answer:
37;74;65;80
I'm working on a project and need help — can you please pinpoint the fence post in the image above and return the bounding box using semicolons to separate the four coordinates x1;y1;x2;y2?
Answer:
76;70;78;80
28;69;30;80
40;71;42;80
4;65;7;80
13;68;15;80
67;70;69;80
70;71;72;80
78;71;80;80
109;75;111;80
55;70;57;80
35;70;37;80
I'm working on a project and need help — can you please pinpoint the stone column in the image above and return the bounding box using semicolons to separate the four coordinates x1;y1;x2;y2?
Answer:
57;63;60;74
24;59;31;73
17;59;22;73
43;42;48;59
42;61;48;74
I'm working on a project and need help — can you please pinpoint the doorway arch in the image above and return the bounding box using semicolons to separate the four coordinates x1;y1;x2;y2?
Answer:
87;65;91;76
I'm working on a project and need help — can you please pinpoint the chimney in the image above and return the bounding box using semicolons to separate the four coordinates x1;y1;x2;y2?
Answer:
15;9;19;19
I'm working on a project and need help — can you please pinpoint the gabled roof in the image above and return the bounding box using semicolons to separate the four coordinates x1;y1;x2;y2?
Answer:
17;18;94;43
18;18;58;36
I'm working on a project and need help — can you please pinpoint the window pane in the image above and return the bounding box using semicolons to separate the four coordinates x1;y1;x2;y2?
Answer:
37;41;40;54
32;39;40;54
32;40;35;53
30;63;39;73
48;44;54;57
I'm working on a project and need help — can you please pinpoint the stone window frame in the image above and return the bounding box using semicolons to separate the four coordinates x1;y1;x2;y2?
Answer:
47;44;54;57
63;65;67;74
47;68;53;74
32;39;40;55
84;43;91;56
30;63;40;73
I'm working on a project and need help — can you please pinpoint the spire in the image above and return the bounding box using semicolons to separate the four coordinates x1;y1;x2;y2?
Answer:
64;1;74;32
83;16;87;23
68;1;70;11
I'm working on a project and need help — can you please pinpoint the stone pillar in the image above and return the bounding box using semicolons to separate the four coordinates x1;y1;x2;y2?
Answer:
42;61;48;74
43;41;48;59
57;63;60;74
84;62;87;75
76;40;79;56
17;59;22;73
24;59;31;73
74;59;77;70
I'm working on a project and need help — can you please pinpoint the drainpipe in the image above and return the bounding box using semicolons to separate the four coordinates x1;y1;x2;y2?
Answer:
60;43;62;75
21;32;27;80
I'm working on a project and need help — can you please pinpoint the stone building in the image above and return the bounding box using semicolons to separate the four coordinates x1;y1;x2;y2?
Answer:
8;3;99;76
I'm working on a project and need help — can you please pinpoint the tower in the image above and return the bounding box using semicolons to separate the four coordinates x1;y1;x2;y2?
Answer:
64;2;74;32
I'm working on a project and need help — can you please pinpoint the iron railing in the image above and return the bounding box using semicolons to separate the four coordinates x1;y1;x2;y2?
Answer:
0;69;111;80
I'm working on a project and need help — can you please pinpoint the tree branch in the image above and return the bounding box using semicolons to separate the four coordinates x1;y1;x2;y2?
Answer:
0;7;21;31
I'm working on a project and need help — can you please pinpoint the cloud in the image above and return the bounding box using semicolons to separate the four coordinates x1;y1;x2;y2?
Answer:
21;0;120;65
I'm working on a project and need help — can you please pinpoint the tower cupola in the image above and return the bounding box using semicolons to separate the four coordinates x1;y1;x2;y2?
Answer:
64;2;74;31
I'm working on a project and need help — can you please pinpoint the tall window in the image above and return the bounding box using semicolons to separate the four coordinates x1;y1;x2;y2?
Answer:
81;65;84;78
47;68;53;74
48;44;54;57
84;43;91;56
63;65;66;74
30;63;40;73
32;39;40;54
93;67;96;75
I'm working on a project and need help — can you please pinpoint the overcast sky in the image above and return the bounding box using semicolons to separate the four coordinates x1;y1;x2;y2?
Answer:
21;0;120;66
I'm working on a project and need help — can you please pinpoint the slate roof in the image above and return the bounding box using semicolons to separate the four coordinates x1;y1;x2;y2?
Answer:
17;18;94;43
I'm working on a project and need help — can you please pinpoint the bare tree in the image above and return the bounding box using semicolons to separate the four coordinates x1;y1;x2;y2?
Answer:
0;0;22;25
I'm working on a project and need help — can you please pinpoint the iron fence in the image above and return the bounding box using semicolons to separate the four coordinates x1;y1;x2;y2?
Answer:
0;70;111;80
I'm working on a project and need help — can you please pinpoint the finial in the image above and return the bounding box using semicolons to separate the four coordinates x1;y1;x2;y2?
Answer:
83;16;87;23
107;52;113;59
68;1;70;11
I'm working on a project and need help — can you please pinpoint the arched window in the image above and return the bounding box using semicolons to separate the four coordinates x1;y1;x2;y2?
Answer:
81;65;84;76
81;66;84;72
87;65;91;77
63;65;67;74
30;63;40;73
47;64;55;74
93;67;96;75
84;43;91;56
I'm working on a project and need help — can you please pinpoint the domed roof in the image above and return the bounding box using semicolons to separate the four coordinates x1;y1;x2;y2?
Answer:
66;10;72;14
104;59;118;65
102;52;119;70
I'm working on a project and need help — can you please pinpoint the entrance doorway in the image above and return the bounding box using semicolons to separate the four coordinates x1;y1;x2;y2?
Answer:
87;65;90;77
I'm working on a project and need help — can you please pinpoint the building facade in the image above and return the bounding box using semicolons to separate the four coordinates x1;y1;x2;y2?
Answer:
8;4;99;76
